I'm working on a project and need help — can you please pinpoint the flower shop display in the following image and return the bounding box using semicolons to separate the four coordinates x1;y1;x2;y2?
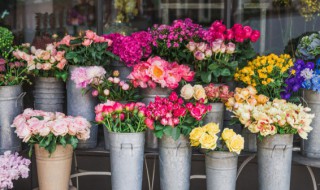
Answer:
145;92;211;190
228;92;314;190
0;28;29;154
180;83;233;130
14;43;68;112
57;30;118;149
295;32;320;60
0;151;30;190
95;101;147;190
12;108;91;190
190;124;244;190
128;56;194;149
235;53;293;100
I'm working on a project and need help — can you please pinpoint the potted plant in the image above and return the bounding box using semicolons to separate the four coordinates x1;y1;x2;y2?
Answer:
95;101;147;190
14;43;67;112
57;30;118;149
190;123;244;190
0;151;30;190
145;92;211;190
0;27;29;154
228;93;314;190
12;108;91;190
180;83;233;130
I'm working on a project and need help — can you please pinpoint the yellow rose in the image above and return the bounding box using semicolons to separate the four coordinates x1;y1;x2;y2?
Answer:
189;127;205;141
190;140;200;147
202;122;220;136
221;128;236;141
199;133;218;150
180;84;194;100
226;134;244;154
193;85;206;101
225;97;235;110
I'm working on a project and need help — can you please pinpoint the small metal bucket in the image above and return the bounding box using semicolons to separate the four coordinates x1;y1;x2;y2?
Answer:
203;102;224;129
242;128;257;152
301;90;320;158
159;134;191;190
205;151;238;190
111;61;132;81
0;85;25;154
258;134;293;190
109;132;145;190
67;66;98;149
34;77;65;112
141;87;171;150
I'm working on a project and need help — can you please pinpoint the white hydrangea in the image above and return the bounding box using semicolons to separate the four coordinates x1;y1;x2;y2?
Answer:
300;68;314;80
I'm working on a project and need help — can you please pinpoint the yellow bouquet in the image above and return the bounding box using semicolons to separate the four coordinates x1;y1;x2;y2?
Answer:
234;54;293;100
189;123;244;154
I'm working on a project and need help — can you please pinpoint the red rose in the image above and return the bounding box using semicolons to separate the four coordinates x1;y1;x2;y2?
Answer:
145;118;154;130
173;107;187;117
250;30;260;42
243;26;253;39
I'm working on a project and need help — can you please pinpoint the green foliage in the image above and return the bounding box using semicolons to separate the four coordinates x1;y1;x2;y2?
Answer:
0;26;14;59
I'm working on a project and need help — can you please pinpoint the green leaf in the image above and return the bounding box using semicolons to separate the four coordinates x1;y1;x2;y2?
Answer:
69;136;79;149
66;52;77;60
59;137;67;147
163;126;173;136
208;63;219;70
201;71;212;83
155;130;164;139
172;127;181;141
221;68;231;76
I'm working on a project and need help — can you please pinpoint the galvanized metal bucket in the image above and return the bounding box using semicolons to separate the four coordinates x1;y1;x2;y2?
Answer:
258;134;293;190
159;134;191;190
204;103;224;129
67;66;98;149
111;61;132;81
205;151;238;190
141;87;171;150
34;77;65;112
0;85;25;154
302;90;320;158
109;132;145;190
242;128;257;152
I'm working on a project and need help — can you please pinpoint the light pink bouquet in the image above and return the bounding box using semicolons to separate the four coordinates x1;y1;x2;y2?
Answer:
71;66;106;88
0;151;31;189
127;56;195;89
12;109;91;155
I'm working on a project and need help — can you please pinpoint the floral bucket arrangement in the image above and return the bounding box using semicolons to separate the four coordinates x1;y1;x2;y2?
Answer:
227;86;314;190
57;30;118;149
0;151;30;190
145;92;211;190
12;109;91;190
0;27;29;154
190;123;244;190
14;43;67;112
95;101;147;190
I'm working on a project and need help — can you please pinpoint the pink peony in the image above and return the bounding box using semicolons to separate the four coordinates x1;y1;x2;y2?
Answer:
82;39;93;46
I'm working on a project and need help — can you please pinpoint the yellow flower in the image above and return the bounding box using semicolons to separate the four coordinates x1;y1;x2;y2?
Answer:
189;127;205;142
225;134;244;154
202;122;220;136
190;140;200;147
199;133;218;150
256;94;269;104
221;128;236;141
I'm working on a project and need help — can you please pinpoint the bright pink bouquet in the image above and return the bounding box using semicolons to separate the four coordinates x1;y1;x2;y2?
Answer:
95;101;147;133
12;109;91;155
0;151;31;189
145;92;211;140
127;56;194;89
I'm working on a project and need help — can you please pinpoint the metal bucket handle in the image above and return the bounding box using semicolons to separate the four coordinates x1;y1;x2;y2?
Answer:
121;143;133;156
271;144;287;158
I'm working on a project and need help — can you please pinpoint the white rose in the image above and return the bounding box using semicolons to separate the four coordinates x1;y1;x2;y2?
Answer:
180;84;194;100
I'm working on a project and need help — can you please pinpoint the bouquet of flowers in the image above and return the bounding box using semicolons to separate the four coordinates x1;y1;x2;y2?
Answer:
180;83;233;103
296;32;320;60
226;87;314;139
71;66;139;102
103;31;153;66
127;56;194;89
58;30;118;66
235;54;293;100
189;123;244;154
14;43;68;81
145;92;211;140
95;101;147;133
0;151;31;189
12;109;91;155
149;18;204;63
186;39;237;83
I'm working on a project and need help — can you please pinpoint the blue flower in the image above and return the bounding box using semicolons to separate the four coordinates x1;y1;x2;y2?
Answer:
302;79;312;89
316;58;320;67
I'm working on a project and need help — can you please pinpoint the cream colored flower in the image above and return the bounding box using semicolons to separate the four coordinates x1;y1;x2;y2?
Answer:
193;85;206;101
199;133;218;150
202;122;220;136
180;84;194;100
225;134;244;154
221;128;236;141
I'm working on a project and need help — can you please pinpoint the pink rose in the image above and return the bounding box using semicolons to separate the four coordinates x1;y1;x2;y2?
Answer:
197;42;207;52
57;59;67;70
55;51;65;62
51;119;69;136
243;26;253;39
105;39;113;47
39;125;50;137
226;42;236;54
186;42;197;52
95;113;103;122
205;49;213;57
74;116;91;131
92;90;99;97
82;39;93;46
225;29;234;40
211;40;222;53
160;118;168;126
173;107;187;117
194;51;205;61
220;43;226;53
95;104;104;114
122;83;130;90
85;30;96;40
250;30;260;42
42;63;52;70
15;123;32;142
113;77;120;84
145;118;154;130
